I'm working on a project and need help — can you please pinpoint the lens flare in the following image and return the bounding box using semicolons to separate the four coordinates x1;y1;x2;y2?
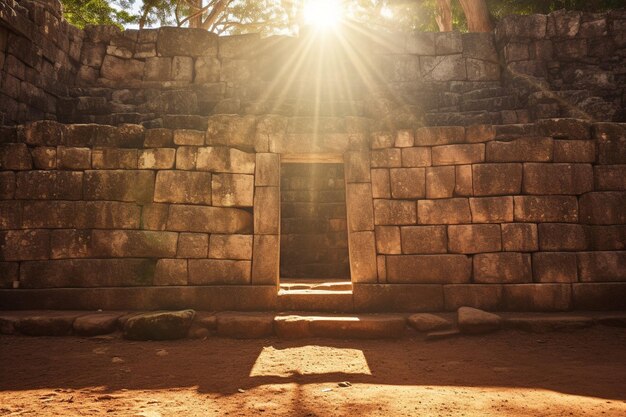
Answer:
303;0;343;30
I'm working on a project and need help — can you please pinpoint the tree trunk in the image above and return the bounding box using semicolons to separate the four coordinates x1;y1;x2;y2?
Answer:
189;0;203;28
458;0;494;32
435;0;453;32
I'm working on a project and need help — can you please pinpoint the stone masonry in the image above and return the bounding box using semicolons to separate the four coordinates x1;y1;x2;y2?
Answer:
0;0;625;312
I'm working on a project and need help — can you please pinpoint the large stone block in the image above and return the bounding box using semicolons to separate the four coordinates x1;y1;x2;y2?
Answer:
349;231;378;283
401;147;431;167
144;129;174;148
594;165;626;190
173;129;205;146
553;140;595;163
577;251;626;282
345;151;370;183
91;230;178;258
196;147;255;174
375;226;401;255
513;196;578;222
417;198;471;224
346;183;374;231
425;166;455;199
389;168;425;199
84;170;154;203
194;56;220;83
154;259;188;286
255;153;279;186
92;148;137;169
0;144;32;170
167;205;253;234
253;186;279;234
141;203;169;231
188;259;251;284
400;225;447;254
371;148;401;168
19;259;156;288
454;165;473;196
212;173;254;207
432;144;484;165
469;196;513;223
352;284;444;312
472;163;522;196
538;223;587;251
100;55;144;81
50;229;92;259
386;254;471;284
251;234;279;285
156;27;218;57
523;163;593;195
502;284;572;312
175;146;197;170
579;192;626;224
171;56;193;81
420;55;467;81
572;283;626;310
154;171;211;205
0;261;18;288
31;147;56;170
138;148;175;169
0;230;50;261
586;225;626;251
373;199;416;225
0;172;15;199
177;233;208;258
486;137;553;162
15;171;82;200
371;169;390;198
143;57;172;81
532;252;578;283
501;223;538;252
473;252;532;283
209;234;253;260
444;284;503;311
538;118;591;140
448;224;502;254
56;147;91;170
415;126;465;146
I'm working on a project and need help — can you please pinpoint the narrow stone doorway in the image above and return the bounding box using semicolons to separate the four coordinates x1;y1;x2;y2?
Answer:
279;160;351;283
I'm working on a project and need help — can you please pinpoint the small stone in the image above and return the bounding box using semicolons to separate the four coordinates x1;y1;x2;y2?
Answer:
457;306;502;334
73;312;123;336
408;313;453;332
123;310;195;340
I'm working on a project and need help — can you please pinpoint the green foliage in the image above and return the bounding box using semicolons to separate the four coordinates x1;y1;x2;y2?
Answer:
61;0;139;28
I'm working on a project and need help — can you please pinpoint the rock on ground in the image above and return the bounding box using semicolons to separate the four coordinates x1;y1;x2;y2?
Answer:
15;311;86;336
408;313;453;332
457;307;502;334
123;310;195;340
73;312;124;336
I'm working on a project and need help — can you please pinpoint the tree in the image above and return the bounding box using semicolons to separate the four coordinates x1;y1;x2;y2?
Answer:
61;0;138;28
458;0;493;32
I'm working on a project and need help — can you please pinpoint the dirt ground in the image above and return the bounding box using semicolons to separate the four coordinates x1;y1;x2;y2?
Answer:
0;327;625;417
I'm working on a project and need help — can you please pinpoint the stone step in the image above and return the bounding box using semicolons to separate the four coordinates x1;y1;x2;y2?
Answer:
277;289;354;312
274;314;406;339
280;280;353;292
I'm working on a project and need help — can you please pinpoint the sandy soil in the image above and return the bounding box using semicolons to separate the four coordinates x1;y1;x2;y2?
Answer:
1;327;625;417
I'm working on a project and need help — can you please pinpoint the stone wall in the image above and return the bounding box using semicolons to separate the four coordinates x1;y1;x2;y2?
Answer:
280;163;349;279
0;0;82;125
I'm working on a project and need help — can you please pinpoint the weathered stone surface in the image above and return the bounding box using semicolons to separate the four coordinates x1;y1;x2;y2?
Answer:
73;312;123;336
346;183;374;231
454;165;473;196
251;234;279;285
586;225;626;251
349;231;378;283
194;56;220;83
255;153;279;186
415;126;465;146
167;205;253;233
154;259;188;285
401;147;431;167
533;252;578;283
157;27;218;57
457;307;502;334
91;230;178;258
137;148;175;170
21;121;66;146
92;148;137;169
374;199;416;225
188;259;251;284
144;129;174;148
212;173;254;207
143;57;171;81
504;315;593;333
209;234;252;260
353;284;444;312
553;140;595;163
425;166;455;199
0;230;50;261
140;203;168;231
417;198;471;224
57;147;90;170
466;125;495;143
502;223;538;252
400;226;447;254
101;55;144;81
371;148;401;168
174;129;205;146
469;196;513;223
538;118;591;140
375;226;401;255
123;310;195;340
572;283;626;310
523;163;593;195
594;165;626;190
386;255;471;284
486;137;553;162
0;201;20;229
30;147;56;169
16;312;85;336
216;313;273;339
577;251;626;282
49;229;92;259
579;192;626;224
371;169;390;198
407;313;453;332
275;315;406;339
444;284;503;311
595;123;626;165
538;223;587;251
448;224;501;254
420;55;466;81
84;170;154;203
171;56;193;81
473;253;532;283
503;284;572;312
177;233;208;258
254;186;279;234
472;163;522;196
15;171;82;200
432;144;484;165
389;168;425;199
196;147;255;174
0;261;18;288
514;196;578;223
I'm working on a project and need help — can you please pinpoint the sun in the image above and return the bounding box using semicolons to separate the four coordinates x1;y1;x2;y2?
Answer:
303;0;344;30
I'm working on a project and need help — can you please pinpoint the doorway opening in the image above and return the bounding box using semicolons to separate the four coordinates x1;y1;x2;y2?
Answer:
279;158;351;290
